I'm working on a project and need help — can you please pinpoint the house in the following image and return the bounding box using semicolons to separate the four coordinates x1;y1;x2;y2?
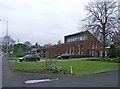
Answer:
40;31;103;58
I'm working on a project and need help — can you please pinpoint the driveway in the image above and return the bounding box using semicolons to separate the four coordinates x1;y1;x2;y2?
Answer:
2;54;119;87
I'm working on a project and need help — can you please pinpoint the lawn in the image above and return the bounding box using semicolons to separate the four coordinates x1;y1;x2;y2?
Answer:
9;60;118;75
56;60;118;75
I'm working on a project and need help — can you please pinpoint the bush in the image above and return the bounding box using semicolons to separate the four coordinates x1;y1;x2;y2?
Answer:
117;48;120;57
86;58;120;63
48;63;70;74
107;45;117;58
107;45;120;58
70;54;91;58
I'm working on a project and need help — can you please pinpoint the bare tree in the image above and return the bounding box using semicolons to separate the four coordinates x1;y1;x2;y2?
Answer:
57;40;62;45
24;41;32;52
82;0;119;58
24;41;32;48
2;35;15;46
2;35;15;52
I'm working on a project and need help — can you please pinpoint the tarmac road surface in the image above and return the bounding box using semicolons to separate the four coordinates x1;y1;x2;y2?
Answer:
2;54;119;87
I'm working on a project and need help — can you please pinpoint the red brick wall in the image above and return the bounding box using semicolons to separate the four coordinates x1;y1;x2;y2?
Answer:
48;31;103;58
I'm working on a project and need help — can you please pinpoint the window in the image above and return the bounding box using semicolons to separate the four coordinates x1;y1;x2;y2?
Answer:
81;51;83;55
66;38;70;42
100;51;102;57
69;47;71;55
78;36;80;41
70;38;72;42
85;35;87;40
73;38;75;42
92;51;94;56
75;37;77;41
77;37;79;41
72;47;74;54
78;45;80;55
66;35;88;43
92;44;94;49
82;36;85;40
96;44;98;49
89;51;91;55
80;36;82;41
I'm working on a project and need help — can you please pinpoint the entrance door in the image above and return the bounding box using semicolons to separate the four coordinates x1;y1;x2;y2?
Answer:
96;51;100;57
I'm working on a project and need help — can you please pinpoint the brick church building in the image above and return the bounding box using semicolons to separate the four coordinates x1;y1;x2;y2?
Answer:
40;31;104;58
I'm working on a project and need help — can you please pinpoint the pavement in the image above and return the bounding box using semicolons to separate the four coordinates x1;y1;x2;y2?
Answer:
0;51;2;89
2;54;119;87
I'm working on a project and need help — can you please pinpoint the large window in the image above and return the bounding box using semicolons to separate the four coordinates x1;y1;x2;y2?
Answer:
66;35;87;43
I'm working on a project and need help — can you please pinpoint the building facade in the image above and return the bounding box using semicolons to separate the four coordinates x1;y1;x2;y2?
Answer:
40;31;103;58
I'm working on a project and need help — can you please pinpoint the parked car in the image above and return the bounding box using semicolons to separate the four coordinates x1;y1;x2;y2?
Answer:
19;54;40;62
57;54;70;59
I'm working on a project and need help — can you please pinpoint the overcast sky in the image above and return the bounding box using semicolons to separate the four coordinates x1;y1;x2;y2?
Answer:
0;0;91;46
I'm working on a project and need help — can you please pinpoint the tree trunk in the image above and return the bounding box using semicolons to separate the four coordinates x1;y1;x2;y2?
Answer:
102;27;106;58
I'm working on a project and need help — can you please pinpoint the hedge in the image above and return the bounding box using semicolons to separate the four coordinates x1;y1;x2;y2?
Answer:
70;54;91;58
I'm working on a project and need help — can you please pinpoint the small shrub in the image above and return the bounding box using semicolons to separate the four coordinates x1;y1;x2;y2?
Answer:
107;45;120;58
49;64;59;73
48;63;70;74
71;54;91;58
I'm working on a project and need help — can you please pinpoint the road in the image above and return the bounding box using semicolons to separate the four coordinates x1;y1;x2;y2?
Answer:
2;54;119;87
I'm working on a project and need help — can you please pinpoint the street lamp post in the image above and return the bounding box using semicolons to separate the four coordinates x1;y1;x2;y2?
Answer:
0;19;8;59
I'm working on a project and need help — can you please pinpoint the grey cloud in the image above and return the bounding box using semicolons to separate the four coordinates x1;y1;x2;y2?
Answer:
0;0;90;45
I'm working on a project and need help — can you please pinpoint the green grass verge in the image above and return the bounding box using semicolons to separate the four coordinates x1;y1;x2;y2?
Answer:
9;60;118;75
56;60;118;75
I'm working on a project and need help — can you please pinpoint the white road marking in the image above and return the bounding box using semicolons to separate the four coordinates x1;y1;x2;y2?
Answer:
25;78;59;84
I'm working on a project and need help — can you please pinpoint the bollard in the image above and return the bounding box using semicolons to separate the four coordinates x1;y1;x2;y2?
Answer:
70;65;73;75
